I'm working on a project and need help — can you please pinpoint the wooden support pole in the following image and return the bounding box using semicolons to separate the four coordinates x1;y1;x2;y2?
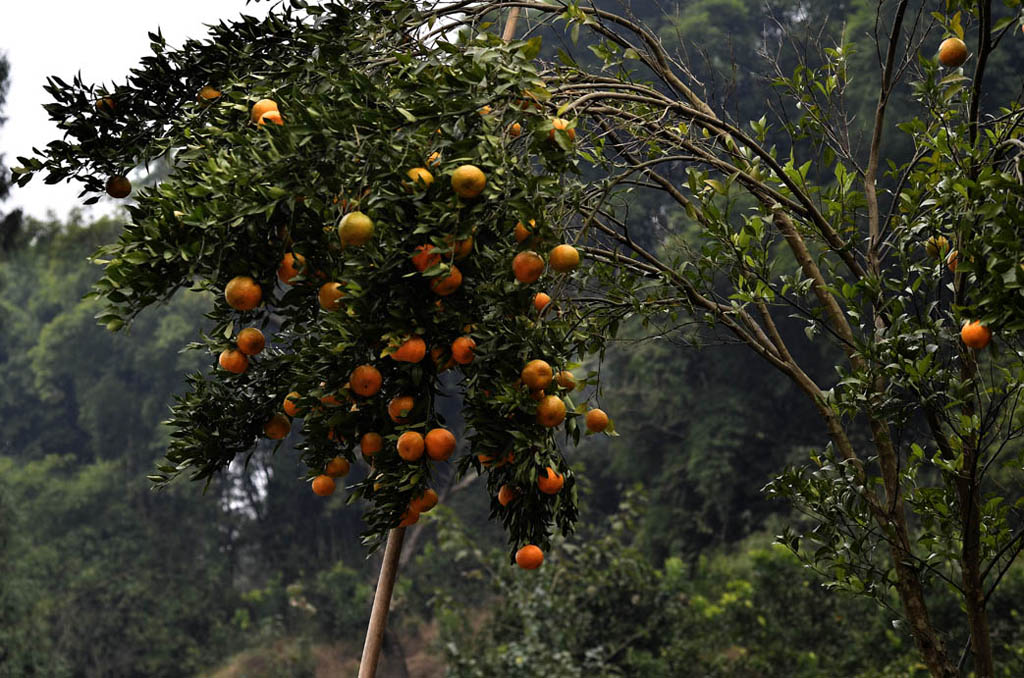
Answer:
358;527;406;678
502;7;521;42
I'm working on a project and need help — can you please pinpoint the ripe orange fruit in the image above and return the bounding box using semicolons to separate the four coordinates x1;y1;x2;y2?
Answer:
521;359;553;391
360;432;383;456
514;219;536;243
451;165;487;199
277;252;306;284
283;391;302;417
412;244;441;272
961;321;991;349
318;281;345;311
237;327;266;355
451;236;473;259
388;395;415;423
325;456;351;478
947;250;959;273
498;485;519;507
224;276;262;311
397;431;425;461
585;408;609;433
197;86;221;102
349;365;383;397
425;428;456;461
478;104;492;115
536;395;567;427
938;37;968;68
399;509;419;527
529;389;545;402
312;474;336;496
258;110;284;126
96;97;116;113
219;348;249;374
410;488;439;513
105;175;131;199
264;413;291;440
515;544;544;569
555;370;576;390
451;336;476;365
427;151;441;167
533;292;551;313
537;466;564;494
430;266;463;295
338;211;374;247
513;251;544;283
391;336;427;363
250;98;278;123
407;167;434;188
548;117;575;142
549;244;580;273
508;122;522;137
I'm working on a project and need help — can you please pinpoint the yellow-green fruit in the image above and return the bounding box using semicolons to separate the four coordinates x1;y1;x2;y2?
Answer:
338;211;374;246
925;235;949;258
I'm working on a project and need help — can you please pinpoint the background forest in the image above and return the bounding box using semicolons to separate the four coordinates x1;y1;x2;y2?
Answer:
4;1;1024;677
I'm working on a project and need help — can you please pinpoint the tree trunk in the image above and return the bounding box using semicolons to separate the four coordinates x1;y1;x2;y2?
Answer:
871;419;958;678
358;527;406;678
501;7;520;42
890;547;959;678
958;470;994;676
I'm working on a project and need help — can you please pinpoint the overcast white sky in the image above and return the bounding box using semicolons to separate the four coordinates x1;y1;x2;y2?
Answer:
0;1;272;222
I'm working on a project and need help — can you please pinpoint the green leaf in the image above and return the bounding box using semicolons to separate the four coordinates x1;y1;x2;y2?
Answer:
520;36;543;60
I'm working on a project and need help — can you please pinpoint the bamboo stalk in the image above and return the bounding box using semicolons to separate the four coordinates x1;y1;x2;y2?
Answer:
502;7;521;42
358;527;407;678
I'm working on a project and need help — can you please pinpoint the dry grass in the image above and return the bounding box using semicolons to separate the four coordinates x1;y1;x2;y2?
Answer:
202;623;443;678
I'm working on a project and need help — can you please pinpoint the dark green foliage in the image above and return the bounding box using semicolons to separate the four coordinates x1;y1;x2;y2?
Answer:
0;456;239;677
435;494;929;678
587;332;824;561
15;0;611;553
0;215;209;464
0;215;377;675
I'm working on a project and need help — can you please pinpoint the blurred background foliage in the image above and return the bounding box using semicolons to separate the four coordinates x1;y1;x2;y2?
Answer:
3;0;1024;676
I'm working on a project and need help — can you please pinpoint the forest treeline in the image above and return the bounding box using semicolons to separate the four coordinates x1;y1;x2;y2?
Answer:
4;1;1024;676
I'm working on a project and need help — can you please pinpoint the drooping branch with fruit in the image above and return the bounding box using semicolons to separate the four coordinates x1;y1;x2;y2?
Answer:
15;2;620;569
422;2;1024;676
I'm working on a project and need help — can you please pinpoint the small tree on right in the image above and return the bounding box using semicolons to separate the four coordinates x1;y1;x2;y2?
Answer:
435;0;1024;675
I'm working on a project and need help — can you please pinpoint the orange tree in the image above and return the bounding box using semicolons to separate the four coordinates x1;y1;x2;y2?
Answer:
13;1;618;560
418;1;1021;676
16;0;1024;674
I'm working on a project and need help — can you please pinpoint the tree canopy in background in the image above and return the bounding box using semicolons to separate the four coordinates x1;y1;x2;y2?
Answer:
0;50;22;252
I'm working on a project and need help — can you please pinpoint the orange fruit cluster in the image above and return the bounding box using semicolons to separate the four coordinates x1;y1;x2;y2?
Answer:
194;91;605;561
